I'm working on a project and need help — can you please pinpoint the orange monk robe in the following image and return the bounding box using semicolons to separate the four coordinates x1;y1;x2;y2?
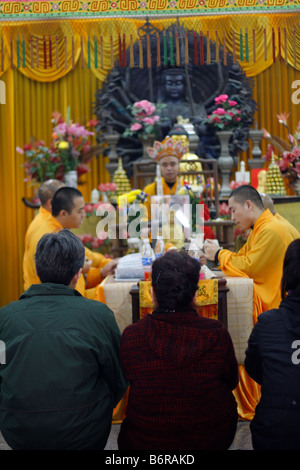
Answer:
24;207;52;252
23;214;110;298
218;208;295;420
143;177;215;240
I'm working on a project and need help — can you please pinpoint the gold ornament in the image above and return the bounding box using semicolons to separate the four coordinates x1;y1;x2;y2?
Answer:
265;153;286;196
113;157;131;197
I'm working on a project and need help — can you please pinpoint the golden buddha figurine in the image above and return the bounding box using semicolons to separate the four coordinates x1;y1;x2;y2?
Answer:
256;170;267;194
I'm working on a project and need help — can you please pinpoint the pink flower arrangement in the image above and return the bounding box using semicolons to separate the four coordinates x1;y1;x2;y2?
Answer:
76;233;109;253
52;107;97;172
229;180;248;190
123;100;165;140
97;182;117;202
262;113;300;186
219;202;231;217
205;94;244;131
84;201;114;217
17;107;98;183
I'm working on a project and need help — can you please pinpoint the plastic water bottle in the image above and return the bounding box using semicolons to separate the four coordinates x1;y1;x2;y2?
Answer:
155;236;165;259
188;238;200;261
141;238;153;281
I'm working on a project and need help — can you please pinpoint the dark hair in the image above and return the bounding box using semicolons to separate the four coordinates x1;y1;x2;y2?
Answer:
38;179;64;206
152;249;200;311
51;187;83;217
229;185;264;210
281;239;300;299
35;229;85;285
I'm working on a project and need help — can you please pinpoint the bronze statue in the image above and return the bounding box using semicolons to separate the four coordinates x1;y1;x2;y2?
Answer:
94;23;256;176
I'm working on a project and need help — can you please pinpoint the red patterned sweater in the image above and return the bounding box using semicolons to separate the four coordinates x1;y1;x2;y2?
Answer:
118;309;239;450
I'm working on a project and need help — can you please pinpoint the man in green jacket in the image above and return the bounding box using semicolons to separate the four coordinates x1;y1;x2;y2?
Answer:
0;229;128;450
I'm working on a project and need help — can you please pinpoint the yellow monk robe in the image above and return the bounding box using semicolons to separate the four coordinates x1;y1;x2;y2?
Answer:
24;206;52;251
218;208;295;420
23;214;110;298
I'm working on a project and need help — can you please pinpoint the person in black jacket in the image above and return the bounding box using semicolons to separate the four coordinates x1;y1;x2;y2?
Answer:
245;238;300;450
0;229;127;450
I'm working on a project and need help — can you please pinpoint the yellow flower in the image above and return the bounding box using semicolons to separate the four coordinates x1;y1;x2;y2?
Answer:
58;141;69;150
178;187;187;195
117;189;142;205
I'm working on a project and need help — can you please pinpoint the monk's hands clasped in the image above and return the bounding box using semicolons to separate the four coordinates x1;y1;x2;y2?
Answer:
203;240;220;261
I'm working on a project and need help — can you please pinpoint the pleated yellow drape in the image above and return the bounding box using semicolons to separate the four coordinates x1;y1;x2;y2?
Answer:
0;14;300;307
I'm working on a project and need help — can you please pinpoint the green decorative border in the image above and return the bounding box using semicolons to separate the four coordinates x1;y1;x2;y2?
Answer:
0;0;299;20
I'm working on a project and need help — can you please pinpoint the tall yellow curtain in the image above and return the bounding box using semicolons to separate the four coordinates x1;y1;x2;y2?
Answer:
0;13;300;306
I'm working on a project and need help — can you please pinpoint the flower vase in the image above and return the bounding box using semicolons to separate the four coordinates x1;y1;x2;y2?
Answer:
217;130;234;198
293;178;300;196
140;134;155;161
64;170;78;188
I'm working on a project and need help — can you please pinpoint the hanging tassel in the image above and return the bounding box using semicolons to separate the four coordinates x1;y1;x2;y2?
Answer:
17;35;20;68
206;31;210;65
239;29;243;61
222;32;227;66
100;36;104;69
163;31;167;66
194;31;198;65
176;31;180;66
200;31;204;65
139;36;143;68
272;27;276;63
245;28;249;62
156;32;161;67
293;29;296;68
185;31;189;65
264;28;267;61
277;27;281;62
36;37;39;68
80;36;84;69
43;35;47;69
147;34;151;68
94;36;98;68
49;35;52;68
110;35;114;68
0;37;3;73
10;37;13;69
64;36;67;69
87;35;91;69
118;34;122;66
30;36;34;69
55;36;59;69
252;29;256;63
284;28;287;65
72;36;75;70
215;31;219;63
232;31;236;64
169;31;174;66
130;34;134;68
122;33;126;67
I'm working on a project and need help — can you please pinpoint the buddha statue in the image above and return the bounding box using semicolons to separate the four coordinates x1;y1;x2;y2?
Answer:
157;69;207;138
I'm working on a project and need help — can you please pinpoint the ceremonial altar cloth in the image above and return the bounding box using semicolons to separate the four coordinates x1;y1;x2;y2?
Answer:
139;279;219;321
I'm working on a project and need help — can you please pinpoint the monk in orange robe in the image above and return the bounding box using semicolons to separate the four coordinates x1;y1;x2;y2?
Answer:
143;137;215;241
23;186;118;299
204;185;296;420
24;179;64;255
